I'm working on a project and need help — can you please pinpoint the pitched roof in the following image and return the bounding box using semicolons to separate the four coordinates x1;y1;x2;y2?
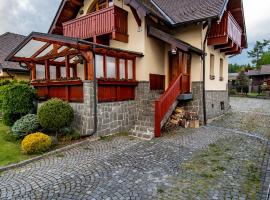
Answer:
246;65;270;76
149;0;227;25
0;32;28;72
260;65;270;75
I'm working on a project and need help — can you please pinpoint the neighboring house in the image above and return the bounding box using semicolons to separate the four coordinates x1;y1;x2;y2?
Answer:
228;73;239;89
246;65;270;92
6;0;247;138
0;32;30;80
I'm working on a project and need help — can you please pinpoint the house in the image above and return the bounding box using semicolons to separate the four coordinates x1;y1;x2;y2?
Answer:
0;32;30;80
228;72;239;89
246;65;270;92
6;0;247;139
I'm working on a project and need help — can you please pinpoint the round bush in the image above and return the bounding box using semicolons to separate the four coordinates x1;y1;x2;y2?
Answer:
11;114;40;138
21;132;52;154
2;84;36;125
37;98;74;132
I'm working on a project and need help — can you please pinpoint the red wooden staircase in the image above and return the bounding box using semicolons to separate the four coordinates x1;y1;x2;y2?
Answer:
154;74;184;137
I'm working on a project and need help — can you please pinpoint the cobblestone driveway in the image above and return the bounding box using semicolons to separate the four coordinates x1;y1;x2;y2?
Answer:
0;97;269;200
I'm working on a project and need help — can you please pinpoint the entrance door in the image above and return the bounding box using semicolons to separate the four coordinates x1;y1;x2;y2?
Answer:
169;51;191;93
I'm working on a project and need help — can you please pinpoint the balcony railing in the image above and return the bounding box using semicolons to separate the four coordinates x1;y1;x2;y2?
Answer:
208;11;242;48
63;5;128;43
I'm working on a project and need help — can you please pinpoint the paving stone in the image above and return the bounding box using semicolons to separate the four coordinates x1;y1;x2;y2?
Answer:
0;97;269;199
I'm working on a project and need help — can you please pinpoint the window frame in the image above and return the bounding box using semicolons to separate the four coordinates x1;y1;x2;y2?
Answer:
210;54;215;80
95;53;136;81
219;58;224;81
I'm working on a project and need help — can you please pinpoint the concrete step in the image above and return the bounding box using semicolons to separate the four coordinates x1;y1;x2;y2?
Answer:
130;127;154;140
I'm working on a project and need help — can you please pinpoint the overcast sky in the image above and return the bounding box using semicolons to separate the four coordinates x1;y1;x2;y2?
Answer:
0;0;269;65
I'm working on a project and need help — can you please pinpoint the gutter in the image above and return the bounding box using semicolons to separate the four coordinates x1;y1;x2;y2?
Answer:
202;20;212;125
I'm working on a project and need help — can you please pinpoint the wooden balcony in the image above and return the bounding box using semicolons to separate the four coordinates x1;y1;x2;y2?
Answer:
208;11;242;55
63;5;128;43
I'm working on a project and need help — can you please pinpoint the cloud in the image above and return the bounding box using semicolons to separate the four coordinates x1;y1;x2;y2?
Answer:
229;0;270;64
0;0;61;36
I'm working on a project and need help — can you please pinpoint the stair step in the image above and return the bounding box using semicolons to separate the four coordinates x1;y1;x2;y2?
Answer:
130;129;154;140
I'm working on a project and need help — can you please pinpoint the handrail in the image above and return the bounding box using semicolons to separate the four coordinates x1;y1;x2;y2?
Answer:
208;11;242;47
63;5;128;40
155;74;183;137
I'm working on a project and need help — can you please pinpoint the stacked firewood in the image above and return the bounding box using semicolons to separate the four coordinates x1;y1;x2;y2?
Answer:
164;107;199;131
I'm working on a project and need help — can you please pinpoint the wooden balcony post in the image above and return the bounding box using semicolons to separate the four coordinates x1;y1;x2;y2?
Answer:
84;62;88;80
45;60;50;80
31;63;36;81
81;51;94;80
73;65;78;78
56;66;61;79
65;55;70;79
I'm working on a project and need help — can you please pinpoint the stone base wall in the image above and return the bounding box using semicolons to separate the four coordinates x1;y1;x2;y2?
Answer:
178;81;229;122
40;80;230;136
97;101;136;136
71;81;153;136
205;89;229;120
70;81;95;136
179;82;204;122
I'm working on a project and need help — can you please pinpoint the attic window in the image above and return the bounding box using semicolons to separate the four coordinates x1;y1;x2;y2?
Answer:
94;0;114;11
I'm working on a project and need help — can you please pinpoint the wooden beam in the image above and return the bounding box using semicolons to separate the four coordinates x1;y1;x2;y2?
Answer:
80;51;94;80
32;64;36;81
214;40;233;50
84;62;88;80
65;55;70;79
31;43;51;58
56;66;61;78
25;63;36;81
73;65;78;78
220;44;238;53
208;36;228;46
129;6;142;27
45;60;50;80
34;49;79;62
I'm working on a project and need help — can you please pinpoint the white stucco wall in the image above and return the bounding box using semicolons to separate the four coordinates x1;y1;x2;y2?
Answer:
76;0;229;90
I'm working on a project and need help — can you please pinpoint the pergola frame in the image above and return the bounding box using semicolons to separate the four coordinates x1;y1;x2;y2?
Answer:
6;32;143;103
6;32;143;82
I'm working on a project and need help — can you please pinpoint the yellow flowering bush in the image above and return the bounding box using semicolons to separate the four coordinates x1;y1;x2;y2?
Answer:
21;132;52;154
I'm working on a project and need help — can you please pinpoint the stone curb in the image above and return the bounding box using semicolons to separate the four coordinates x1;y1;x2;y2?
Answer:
0;136;100;173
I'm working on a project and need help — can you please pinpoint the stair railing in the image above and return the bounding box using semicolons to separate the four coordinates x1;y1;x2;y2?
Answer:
155;74;183;137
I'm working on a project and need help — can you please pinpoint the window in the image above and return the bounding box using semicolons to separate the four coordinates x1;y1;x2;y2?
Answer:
94;54;135;81
128;60;133;79
60;67;66;78
95;0;109;11
210;54;215;80
106;56;116;78
36;65;45;79
219;58;224;81
119;59;125;79
95;54;104;78
50;66;56;80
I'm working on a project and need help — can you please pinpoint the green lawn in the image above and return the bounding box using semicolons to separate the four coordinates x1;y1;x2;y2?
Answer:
0;122;30;167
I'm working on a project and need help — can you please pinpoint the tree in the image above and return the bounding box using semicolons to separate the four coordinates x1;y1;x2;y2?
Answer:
229;63;253;73
236;71;250;95
257;51;270;67
247;39;270;67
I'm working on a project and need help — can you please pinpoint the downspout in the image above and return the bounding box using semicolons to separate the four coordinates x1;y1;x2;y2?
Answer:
81;44;98;137
202;20;212;125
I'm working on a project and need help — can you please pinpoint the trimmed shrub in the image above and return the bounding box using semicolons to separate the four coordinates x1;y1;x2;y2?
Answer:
21;132;52;154
2;84;36;125
37;98;74;132
11;114;40;138
229;89;237;96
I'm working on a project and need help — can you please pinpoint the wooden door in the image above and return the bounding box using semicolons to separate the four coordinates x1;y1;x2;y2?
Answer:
169;51;191;93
